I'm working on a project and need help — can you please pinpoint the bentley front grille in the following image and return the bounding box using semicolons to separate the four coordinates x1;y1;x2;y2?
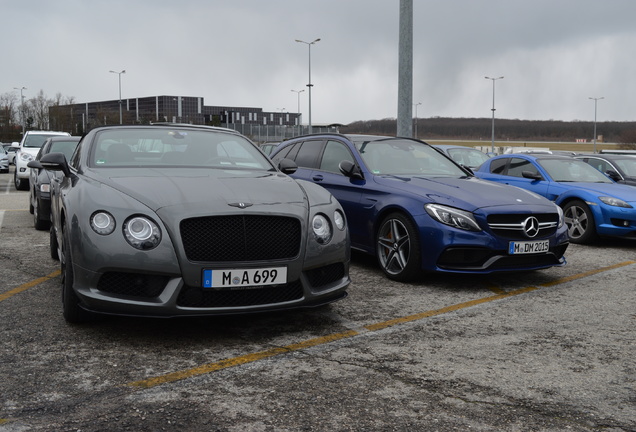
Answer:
180;215;301;262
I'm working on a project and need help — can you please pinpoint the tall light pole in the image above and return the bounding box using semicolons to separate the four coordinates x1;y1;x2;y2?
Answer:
13;86;27;136
109;69;126;124
413;102;421;138
291;89;304;117
485;76;504;153
589;97;604;153
295;38;320;134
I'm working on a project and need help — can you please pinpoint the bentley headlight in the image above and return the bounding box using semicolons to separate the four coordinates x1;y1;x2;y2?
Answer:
90;211;116;235
312;214;333;244
123;216;161;250
424;203;481;231
334;210;345;231
598;196;632;208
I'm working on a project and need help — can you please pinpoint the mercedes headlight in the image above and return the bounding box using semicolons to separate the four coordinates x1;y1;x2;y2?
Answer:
425;203;481;231
556;204;564;228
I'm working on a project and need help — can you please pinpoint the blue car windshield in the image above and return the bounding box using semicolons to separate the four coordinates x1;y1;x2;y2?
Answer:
90;128;274;170
355;139;467;176
539;158;613;183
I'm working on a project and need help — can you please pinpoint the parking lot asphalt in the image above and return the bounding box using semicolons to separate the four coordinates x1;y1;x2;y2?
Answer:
1;165;635;431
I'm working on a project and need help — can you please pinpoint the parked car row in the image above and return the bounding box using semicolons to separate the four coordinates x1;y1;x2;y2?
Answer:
18;125;636;324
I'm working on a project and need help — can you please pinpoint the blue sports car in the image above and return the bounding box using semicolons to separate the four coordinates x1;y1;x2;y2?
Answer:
474;153;636;244
270;134;569;281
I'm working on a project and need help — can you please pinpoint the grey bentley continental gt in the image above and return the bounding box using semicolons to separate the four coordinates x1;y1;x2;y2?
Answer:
35;124;350;323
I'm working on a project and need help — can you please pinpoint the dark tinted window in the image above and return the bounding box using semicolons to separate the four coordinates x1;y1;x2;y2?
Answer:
319;140;353;174
489;158;508;174
271;142;298;163
507;158;536;178
295;140;324;168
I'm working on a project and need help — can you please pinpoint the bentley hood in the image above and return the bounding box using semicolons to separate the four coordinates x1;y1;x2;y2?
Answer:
91;168;310;215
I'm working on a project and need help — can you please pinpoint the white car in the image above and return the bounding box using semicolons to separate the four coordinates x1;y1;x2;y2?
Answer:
13;131;70;190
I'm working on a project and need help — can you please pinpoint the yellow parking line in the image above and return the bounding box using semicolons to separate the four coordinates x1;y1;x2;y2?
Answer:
538;261;635;287
128;330;359;389
126;260;635;389
0;270;61;302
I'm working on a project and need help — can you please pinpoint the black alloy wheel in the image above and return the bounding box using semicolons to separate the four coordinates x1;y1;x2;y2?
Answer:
376;212;422;282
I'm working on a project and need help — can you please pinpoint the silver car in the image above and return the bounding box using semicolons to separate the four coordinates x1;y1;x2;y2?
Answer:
36;124;350;323
0;146;8;173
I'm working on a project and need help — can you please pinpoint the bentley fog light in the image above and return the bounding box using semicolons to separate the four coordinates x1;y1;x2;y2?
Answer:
424;203;481;231
90;211;116;235
312;214;333;244
123;216;161;250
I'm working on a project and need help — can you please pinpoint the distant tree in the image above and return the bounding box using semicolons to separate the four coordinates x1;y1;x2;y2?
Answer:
618;129;636;149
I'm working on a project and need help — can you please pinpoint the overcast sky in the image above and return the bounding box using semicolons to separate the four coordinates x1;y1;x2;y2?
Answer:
3;0;635;125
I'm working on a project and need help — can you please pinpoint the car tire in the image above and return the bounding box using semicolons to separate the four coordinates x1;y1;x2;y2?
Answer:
61;228;93;323
33;198;50;231
50;225;59;261
29;189;34;214
376;212;422;282
14;170;28;190
563;200;597;244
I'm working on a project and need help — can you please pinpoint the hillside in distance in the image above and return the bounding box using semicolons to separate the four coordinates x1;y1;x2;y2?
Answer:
340;117;636;143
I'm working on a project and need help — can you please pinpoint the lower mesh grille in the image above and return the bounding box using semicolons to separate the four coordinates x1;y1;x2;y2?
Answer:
177;281;304;308
97;272;169;298
306;263;346;290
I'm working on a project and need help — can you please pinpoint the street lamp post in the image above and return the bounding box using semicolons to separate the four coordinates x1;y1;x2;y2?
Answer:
589;97;604;153
13;86;27;136
291;89;304;117
295;38;320;134
485;76;504;154
109;69;126;124
413;102;421;138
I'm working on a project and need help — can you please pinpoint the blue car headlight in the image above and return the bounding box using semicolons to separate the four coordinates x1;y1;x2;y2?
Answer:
424;203;481;231
598;196;632;208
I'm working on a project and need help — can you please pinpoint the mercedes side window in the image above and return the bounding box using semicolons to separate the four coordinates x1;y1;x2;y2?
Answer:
319;140;353;174
295;140;324;169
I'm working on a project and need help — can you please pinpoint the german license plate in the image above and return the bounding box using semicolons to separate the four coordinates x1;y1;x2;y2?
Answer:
203;267;287;288
509;240;550;255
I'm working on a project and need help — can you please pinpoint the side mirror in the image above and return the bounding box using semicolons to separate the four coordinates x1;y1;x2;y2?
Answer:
605;170;621;182
11;142;19;148
27;160;43;169
522;171;543;181
39;152;71;177
339;160;364;180
277;158;298;175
